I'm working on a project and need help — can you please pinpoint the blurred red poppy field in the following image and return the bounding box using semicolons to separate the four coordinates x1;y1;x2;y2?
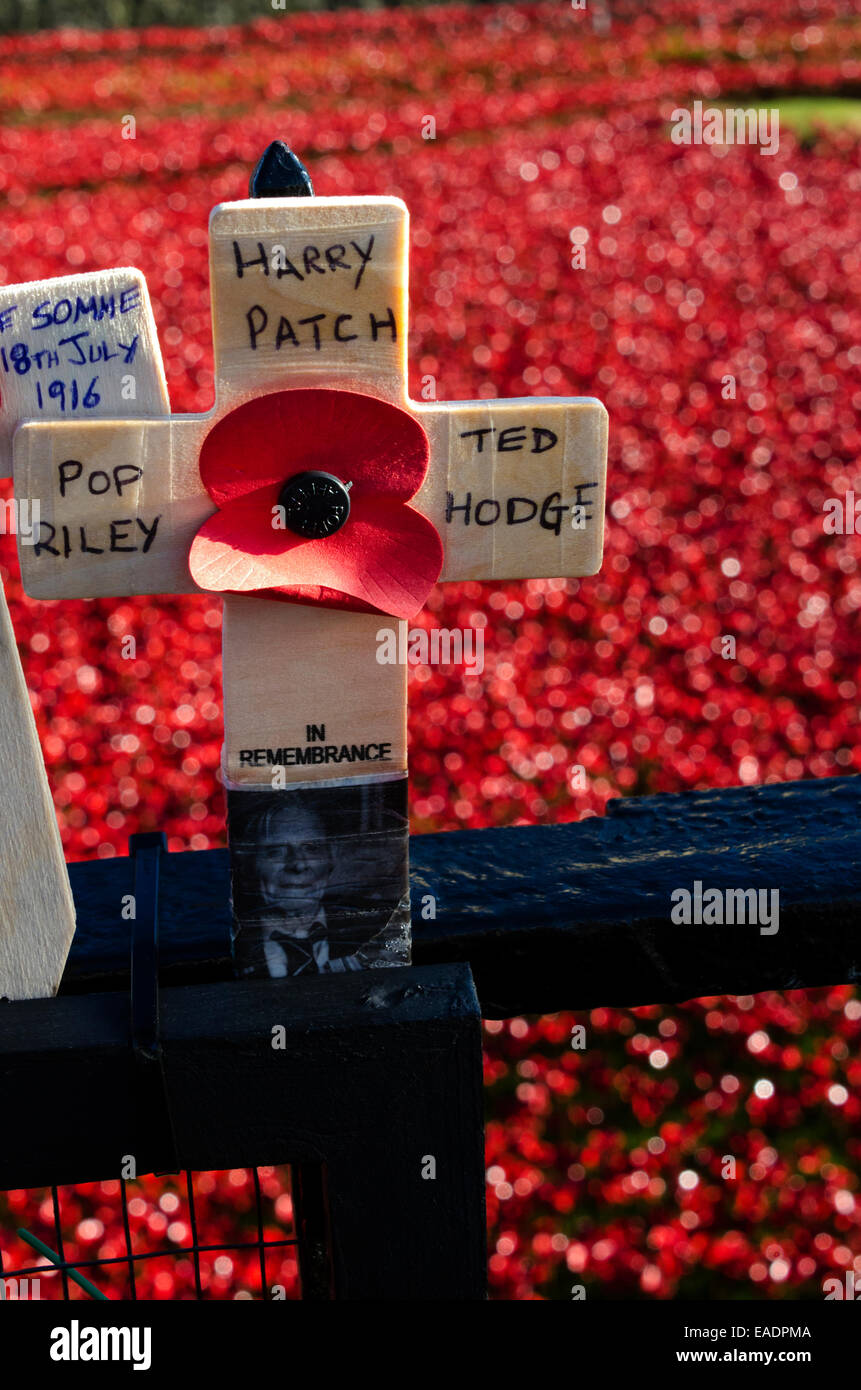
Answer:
0;0;859;1299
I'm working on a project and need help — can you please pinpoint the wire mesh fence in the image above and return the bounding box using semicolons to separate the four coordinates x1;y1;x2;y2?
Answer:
0;1167;304;1301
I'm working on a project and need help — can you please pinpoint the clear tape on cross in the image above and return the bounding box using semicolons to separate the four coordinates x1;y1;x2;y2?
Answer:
227;775;410;979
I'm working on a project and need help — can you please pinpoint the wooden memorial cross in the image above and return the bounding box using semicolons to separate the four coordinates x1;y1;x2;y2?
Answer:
0;578;77;1000
4;142;608;982
0;266;169;999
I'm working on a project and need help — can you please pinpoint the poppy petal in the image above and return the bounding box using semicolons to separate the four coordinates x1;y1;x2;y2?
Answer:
189;495;443;621
271;497;443;619
199;388;430;508
189;499;294;592
266;584;385;616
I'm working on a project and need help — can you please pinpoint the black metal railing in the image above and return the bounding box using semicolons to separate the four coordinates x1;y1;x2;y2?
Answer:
1;774;859;1299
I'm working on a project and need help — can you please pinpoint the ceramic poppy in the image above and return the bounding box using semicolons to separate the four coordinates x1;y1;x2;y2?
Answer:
188;388;443;620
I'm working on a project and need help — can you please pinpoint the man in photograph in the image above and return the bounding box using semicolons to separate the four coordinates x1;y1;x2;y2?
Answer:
228;783;410;979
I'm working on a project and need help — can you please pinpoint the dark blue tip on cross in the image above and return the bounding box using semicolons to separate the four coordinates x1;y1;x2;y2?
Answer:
249;140;314;199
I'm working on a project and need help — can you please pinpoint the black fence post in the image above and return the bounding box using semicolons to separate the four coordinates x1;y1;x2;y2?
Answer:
0;962;487;1300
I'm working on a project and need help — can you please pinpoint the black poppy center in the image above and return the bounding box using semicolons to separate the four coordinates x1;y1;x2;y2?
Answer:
278;470;351;540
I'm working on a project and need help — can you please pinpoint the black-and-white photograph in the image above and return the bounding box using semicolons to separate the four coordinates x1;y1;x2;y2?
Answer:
227;776;410;979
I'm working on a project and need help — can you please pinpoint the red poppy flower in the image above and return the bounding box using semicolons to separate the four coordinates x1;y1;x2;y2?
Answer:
188;388;443;620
